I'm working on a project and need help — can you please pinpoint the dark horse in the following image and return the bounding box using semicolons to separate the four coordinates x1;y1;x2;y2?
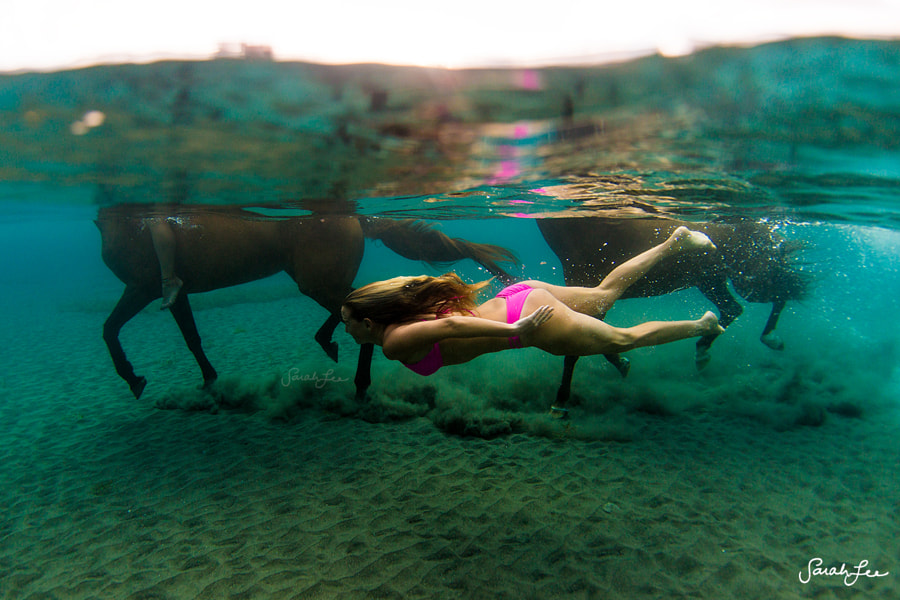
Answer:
537;215;811;407
97;204;517;400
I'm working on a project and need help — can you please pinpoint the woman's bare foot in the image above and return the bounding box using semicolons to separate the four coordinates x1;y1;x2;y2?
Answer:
670;226;716;253
697;311;725;336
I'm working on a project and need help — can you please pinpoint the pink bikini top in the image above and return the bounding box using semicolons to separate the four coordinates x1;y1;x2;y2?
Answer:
402;303;467;376
402;284;532;376
403;343;444;376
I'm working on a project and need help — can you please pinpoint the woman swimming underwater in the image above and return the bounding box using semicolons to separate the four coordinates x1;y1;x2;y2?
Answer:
341;227;724;375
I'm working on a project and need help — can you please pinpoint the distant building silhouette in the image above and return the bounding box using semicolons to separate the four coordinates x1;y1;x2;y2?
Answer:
214;43;274;61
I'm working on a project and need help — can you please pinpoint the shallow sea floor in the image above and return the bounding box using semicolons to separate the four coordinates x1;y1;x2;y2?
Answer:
1;268;898;600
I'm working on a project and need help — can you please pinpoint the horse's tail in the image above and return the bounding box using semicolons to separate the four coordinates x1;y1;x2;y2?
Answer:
359;217;519;282
775;240;815;301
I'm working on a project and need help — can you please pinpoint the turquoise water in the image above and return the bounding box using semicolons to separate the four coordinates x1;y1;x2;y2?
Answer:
2;37;900;598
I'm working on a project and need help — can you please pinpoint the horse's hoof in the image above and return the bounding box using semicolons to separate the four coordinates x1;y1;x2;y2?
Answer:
614;356;631;378
316;340;339;363
202;377;218;391
761;334;785;351
130;376;148;400
695;351;711;370
549;406;570;420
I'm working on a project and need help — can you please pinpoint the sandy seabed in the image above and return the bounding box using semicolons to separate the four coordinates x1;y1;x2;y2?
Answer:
1;282;898;600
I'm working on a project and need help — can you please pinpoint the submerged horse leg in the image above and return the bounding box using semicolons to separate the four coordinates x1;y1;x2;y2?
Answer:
551;355;580;416
553;301;631;412
552;353;630;414
760;300;786;350
315;313;372;399
314;313;372;399
167;293;218;389
103;285;154;399
355;343;374;401
695;280;743;369
315;314;341;362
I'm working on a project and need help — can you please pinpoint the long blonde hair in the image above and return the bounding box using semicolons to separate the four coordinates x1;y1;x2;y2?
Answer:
343;273;491;324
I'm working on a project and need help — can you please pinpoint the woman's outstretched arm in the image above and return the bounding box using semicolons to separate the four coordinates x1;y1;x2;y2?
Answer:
382;306;553;360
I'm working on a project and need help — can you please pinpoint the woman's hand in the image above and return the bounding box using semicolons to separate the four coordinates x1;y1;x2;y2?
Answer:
513;305;554;335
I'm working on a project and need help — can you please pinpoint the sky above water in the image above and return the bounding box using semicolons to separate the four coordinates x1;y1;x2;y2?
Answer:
2;0;900;72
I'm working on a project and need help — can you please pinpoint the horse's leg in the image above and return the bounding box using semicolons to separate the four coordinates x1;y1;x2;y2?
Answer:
284;217;365;363
552;355;580;417
103;286;154;399
316;310;371;400
355;343;374;401
553;305;629;415
551;354;627;417
760;300;787;350
695;280;743;369
167;293;218;389
604;353;631;378
315;314;341;362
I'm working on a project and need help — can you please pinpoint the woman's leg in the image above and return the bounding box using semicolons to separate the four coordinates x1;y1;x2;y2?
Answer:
523;291;724;356
608;311;723;351
526;226;715;317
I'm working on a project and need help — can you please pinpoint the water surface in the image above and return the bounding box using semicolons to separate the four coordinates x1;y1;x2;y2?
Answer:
1;36;898;599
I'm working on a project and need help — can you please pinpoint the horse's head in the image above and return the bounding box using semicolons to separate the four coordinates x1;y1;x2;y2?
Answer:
717;221;812;303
